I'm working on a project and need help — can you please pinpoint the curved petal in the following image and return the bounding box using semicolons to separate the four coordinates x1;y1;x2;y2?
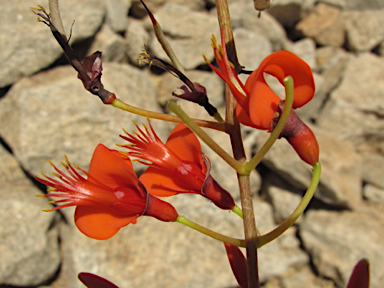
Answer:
75;205;138;240
165;124;204;168
139;166;196;197
245;51;315;130
88;144;138;189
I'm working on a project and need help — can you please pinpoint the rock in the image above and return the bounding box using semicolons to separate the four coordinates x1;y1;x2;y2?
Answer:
234;28;273;72
255;201;309;283
316;53;384;153
300;206;384;288
361;153;384;189
125;18;150;66
0;0;105;88
317;0;384;10
88;25;128;63
343;9;384;52
0;145;61;286
225;2;288;50
146;3;219;69
263;266;336;288
0;63;169;177
315;46;350;95
287;38;317;70
267;0;315;28
252;126;362;208
363;184;384;208
295;3;344;47
130;0;206;18
105;0;131;33
263;174;305;224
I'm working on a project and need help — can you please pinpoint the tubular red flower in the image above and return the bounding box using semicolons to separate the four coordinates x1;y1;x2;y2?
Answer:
206;29;319;165
36;144;178;240
121;121;236;209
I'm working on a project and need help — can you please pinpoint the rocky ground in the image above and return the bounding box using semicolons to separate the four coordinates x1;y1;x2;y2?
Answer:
1;0;384;287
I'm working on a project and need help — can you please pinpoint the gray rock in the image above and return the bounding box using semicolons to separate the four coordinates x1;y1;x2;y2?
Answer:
89;25;128;63
315;46;350;95
363;184;384;208
317;0;384;10
286;38;317;70
267;0;315;28
300;206;384;288
0;0;105;88
252;126;362;208
130;0;206;18
343;9;384;52
0;63;168;177
146;3;219;69
361;152;384;189
225;2;288;51
263;174;305;224
277;266;336;288
234;28;273;71
0;145;61;286
316;53;384;153
255;201;309;283
295;3;345;47
125;18;151;66
105;0;131;33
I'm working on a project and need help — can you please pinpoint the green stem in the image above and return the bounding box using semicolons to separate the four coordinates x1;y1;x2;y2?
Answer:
112;98;226;132
231;205;243;218
244;76;294;173
176;215;246;247
167;101;243;172
258;162;321;247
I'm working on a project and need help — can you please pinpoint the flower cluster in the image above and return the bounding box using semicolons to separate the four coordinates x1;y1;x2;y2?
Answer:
37;122;236;239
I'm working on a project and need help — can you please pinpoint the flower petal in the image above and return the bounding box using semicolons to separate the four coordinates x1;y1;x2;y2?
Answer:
245;51;315;130
165;124;204;168
75;205;138;240
88;144;138;189
139;166;194;197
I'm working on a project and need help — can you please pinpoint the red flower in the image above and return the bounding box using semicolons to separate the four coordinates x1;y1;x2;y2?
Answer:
120;121;235;210
36;144;178;240
206;31;319;165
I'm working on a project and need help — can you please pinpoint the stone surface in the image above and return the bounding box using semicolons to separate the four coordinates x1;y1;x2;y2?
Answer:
300;206;384;288
0;63;169;177
226;2;288;50
363;184;384;208
343;9;384;52
295;3;344;47
234;28;273;72
0;145;61;286
361;152;384;189
317;0;384;10
0;0;105;88
287;37;317;70
315;46;350;95
267;0;315;28
105;0;131;33
252;126;362;208
316;53;384;153
146;3;219;69
263;174;304;224
125;18;150;66
89;25;128;63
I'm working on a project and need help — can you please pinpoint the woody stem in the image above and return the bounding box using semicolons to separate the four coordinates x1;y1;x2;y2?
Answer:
216;0;260;287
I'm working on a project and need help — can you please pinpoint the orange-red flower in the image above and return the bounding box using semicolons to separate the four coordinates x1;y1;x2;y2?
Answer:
36;144;178;240
206;31;319;165
120;121;236;210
